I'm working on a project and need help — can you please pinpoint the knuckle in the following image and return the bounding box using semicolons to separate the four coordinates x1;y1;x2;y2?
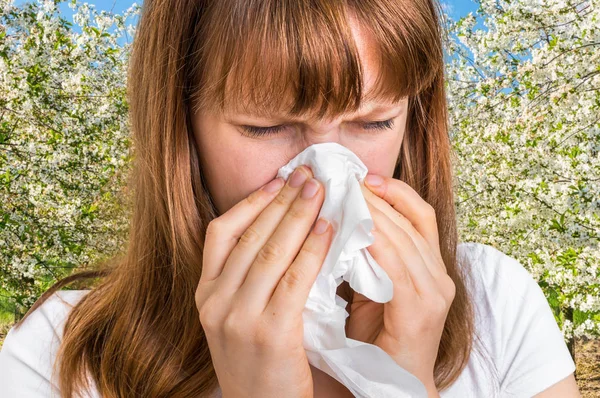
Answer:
194;281;209;309
239;225;262;246
424;203;437;221
414;319;435;335
222;311;247;339
205;218;223;241
396;262;411;282
244;189;263;205
251;324;278;348
287;203;310;220
272;190;289;206
429;294;449;314
280;267;307;290
298;239;324;262
443;275;456;301
258;240;285;264
198;301;221;331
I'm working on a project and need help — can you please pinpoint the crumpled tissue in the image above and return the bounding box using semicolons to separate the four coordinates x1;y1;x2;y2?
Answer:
276;142;428;398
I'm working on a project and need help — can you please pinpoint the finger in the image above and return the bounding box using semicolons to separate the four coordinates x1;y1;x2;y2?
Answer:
267;217;334;324
366;200;438;298
200;176;286;282
363;175;445;270
363;219;414;305
361;182;447;277
235;173;326;313
218;165;314;292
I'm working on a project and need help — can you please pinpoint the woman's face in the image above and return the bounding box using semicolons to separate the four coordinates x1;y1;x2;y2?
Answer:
191;17;408;215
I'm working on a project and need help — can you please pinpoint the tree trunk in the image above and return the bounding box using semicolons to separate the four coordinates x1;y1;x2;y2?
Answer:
564;306;576;380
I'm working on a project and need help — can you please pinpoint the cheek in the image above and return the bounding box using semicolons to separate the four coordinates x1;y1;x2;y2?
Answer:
356;149;399;177
209;145;288;213
345;134;403;178
192;114;287;214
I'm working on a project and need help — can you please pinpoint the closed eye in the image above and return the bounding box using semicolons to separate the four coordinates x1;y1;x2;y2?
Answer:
241;118;396;138
362;118;395;131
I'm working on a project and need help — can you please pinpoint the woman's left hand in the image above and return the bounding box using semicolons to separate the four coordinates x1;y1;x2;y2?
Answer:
345;174;455;396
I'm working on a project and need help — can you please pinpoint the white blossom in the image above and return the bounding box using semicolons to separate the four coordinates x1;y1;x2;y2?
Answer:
0;0;139;312
448;0;599;340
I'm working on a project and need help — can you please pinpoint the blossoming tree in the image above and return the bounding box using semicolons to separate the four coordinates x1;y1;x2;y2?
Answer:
0;0;138;312
446;0;599;343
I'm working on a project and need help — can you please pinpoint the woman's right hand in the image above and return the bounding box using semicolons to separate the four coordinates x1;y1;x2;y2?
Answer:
195;165;335;398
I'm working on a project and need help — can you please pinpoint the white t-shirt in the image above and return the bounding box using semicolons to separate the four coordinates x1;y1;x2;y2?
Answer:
0;242;576;397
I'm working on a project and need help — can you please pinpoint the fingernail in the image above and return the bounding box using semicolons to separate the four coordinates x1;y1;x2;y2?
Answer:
289;167;309;188
365;174;383;187
313;217;330;235
301;178;319;199
262;178;284;193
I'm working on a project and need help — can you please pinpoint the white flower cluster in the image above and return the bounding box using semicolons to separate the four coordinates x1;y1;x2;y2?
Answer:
447;0;600;341
0;0;140;313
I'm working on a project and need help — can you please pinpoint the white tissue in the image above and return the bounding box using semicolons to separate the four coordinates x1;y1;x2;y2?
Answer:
276;142;428;398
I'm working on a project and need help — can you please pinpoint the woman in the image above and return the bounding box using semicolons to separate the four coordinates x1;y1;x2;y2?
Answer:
0;0;581;397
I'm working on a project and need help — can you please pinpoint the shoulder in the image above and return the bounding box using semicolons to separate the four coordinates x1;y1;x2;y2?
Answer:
457;241;535;292
456;242;576;397
0;290;91;397
4;290;90;345
456;241;562;323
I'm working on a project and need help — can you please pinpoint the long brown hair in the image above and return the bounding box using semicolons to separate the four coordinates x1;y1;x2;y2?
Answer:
14;0;494;395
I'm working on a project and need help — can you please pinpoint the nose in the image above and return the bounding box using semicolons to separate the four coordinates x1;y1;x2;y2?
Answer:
300;116;345;146
285;121;345;170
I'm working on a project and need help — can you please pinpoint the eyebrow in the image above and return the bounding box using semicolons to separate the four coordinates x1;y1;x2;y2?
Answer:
226;102;403;122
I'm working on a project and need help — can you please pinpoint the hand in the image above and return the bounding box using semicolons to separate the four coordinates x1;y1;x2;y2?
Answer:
195;165;335;398
343;174;455;395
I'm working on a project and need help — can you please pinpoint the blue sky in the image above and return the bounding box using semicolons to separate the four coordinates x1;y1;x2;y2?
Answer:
440;1;480;20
